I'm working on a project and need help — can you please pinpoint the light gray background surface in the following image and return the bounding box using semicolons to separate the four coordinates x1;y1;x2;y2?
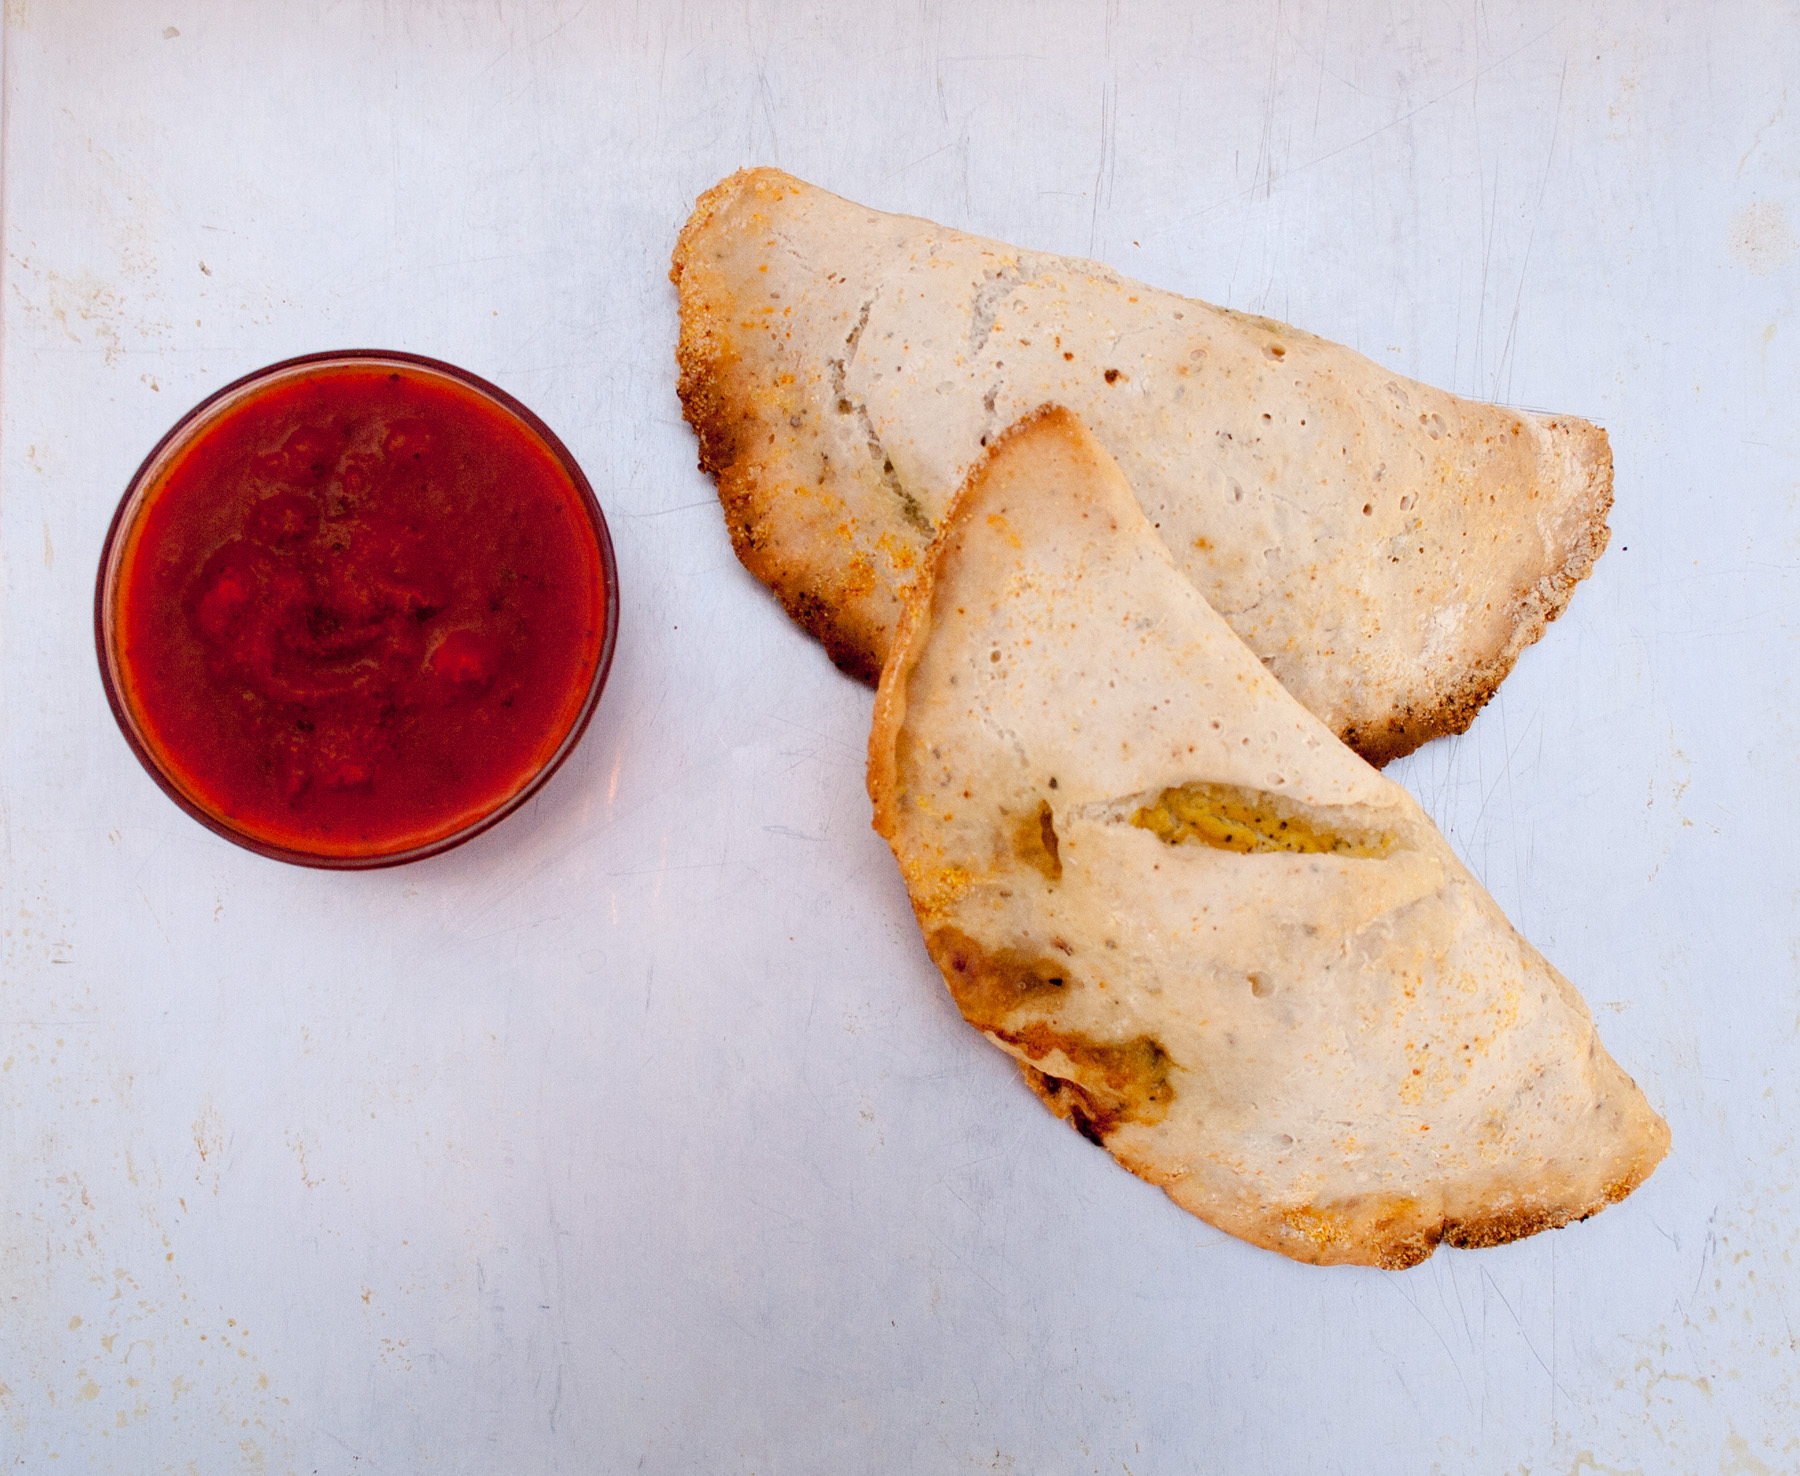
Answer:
2;2;1796;1471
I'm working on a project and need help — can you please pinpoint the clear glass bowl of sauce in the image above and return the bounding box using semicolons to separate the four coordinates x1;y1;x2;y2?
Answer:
96;351;617;868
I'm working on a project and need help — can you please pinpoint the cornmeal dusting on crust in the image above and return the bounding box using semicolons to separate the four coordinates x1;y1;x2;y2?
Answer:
675;167;1616;764
868;406;1667;1269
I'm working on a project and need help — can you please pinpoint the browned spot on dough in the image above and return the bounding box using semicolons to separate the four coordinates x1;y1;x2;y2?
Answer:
1000;1026;1173;1140
931;930;1173;1145
928;926;1072;1032
1012;799;1062;881
1029;1070;1116;1145
1022;1036;1173;1144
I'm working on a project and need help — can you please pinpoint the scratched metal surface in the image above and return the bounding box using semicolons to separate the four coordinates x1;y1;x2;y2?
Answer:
1;1;1795;1471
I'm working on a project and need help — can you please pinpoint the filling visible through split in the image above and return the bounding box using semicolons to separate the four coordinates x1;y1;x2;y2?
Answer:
1130;781;1396;857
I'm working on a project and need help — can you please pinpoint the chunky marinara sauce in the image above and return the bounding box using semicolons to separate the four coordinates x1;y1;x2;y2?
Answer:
111;363;608;859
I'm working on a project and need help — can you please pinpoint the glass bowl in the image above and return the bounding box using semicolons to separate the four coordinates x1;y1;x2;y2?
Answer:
95;350;618;869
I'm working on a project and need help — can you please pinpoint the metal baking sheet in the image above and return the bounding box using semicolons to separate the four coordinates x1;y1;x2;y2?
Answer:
3;1;1795;1469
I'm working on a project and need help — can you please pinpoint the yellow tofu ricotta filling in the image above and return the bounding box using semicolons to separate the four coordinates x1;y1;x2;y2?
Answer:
1130;781;1397;858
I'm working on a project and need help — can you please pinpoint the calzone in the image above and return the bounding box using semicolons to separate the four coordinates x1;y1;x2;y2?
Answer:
867;406;1666;1268
674;168;1612;764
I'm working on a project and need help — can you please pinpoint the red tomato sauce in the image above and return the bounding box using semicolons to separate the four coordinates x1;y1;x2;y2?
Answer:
110;363;608;859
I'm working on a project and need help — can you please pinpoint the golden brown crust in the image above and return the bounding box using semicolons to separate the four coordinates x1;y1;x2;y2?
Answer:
870;406;1665;1268
1341;419;1615;766
1155;1114;1668;1268
675;168;1616;764
672;169;895;683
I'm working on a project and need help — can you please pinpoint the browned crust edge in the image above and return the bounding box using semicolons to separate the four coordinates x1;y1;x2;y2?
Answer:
676;168;1616;765
671;167;889;684
1024;1062;1665;1270
1339;419;1615;767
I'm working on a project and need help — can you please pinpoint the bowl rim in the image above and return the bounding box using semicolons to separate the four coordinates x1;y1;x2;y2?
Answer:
94;348;619;870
